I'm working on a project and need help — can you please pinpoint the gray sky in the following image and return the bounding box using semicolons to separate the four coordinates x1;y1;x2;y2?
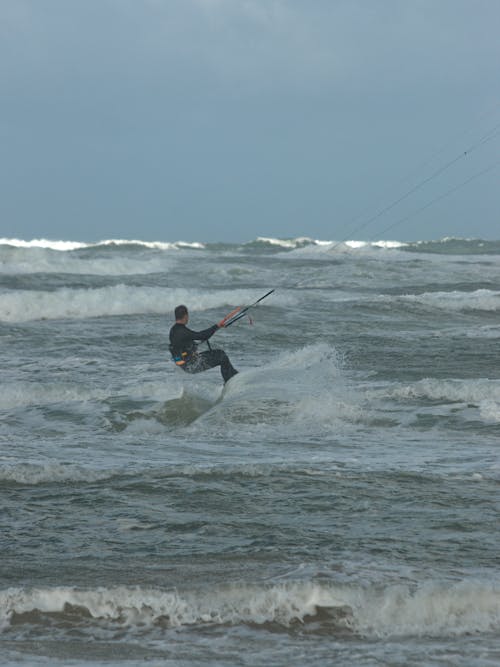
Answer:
1;0;499;243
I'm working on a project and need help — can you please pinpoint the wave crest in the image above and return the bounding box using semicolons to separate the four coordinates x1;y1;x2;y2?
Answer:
2;579;499;637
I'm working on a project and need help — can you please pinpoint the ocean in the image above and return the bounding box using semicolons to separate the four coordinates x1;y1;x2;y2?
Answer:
1;236;499;666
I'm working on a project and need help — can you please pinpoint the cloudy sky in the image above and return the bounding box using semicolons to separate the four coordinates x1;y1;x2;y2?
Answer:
1;0;499;243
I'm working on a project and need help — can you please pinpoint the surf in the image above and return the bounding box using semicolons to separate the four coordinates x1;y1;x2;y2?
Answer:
173;344;367;435
2;578;499;637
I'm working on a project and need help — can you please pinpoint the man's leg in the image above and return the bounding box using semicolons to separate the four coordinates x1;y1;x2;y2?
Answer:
218;350;238;383
185;349;238;383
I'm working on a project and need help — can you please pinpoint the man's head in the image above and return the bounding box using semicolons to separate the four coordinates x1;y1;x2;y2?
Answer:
175;304;189;323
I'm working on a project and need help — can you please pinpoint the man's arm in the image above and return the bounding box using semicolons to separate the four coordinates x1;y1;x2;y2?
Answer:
186;324;218;342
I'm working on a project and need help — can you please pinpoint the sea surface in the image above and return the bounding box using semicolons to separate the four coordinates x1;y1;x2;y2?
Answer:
1;236;500;666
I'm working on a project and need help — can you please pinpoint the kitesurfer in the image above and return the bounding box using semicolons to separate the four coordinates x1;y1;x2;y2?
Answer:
169;305;238;383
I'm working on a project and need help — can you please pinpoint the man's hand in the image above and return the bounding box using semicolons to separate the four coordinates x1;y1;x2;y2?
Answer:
218;307;241;328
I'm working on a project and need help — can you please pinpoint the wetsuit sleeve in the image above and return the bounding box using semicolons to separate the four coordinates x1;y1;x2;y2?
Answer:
186;324;218;341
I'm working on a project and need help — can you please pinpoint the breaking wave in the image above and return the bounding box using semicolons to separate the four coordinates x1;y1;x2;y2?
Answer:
1;236;499;258
0;238;205;251
0;285;282;323
1;579;499;638
387;377;500;423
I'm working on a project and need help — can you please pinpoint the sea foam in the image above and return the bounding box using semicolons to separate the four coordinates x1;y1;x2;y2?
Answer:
1;579;499;637
190;343;368;434
0;462;113;485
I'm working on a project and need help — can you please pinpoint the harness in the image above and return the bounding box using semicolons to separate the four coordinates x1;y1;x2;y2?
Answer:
170;345;192;366
171;351;189;366
169;343;197;367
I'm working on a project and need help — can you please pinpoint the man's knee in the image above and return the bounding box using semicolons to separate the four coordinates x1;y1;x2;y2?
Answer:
210;349;227;364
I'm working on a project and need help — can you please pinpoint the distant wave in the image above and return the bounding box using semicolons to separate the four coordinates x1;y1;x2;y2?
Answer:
344;289;500;315
398;288;500;312
2;236;499;255
252;236;320;248
406;237;500;255
0;237;205;251
0;238;88;251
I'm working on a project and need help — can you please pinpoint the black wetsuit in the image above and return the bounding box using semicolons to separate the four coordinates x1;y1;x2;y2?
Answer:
169;322;238;383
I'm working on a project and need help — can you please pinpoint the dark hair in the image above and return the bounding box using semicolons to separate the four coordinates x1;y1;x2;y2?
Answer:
174;304;188;320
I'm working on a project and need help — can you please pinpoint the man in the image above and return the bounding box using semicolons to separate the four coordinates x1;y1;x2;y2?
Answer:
169;305;238;383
